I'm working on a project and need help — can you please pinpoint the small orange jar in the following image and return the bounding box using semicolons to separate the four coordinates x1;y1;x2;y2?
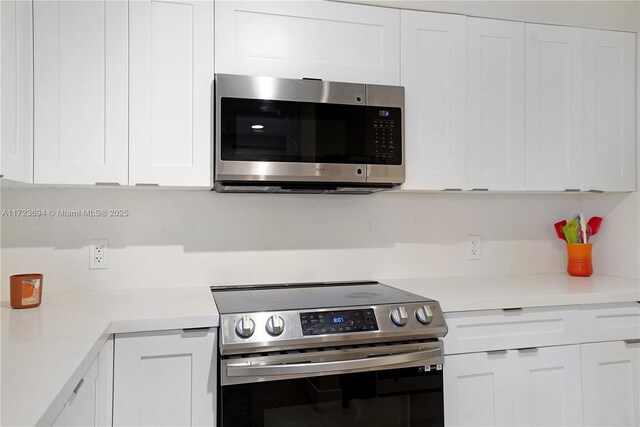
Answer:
10;274;43;309
566;244;593;277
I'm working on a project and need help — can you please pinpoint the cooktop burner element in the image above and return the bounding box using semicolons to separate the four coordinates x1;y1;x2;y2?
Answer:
211;281;448;355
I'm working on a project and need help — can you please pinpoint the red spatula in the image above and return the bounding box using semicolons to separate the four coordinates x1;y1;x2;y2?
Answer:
554;220;567;241
588;216;603;236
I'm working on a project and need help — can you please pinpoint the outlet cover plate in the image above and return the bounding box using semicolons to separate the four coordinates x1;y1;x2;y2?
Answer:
90;239;108;270
467;235;481;260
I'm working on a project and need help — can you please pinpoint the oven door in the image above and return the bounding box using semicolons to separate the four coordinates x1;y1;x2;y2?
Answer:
219;341;444;427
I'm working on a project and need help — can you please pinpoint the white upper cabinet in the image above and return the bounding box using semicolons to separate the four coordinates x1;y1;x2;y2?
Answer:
526;25;636;192
129;0;214;187
9;2;639;191
33;0;128;185
1;0;33;183
401;10;466;191
583;29;636;191
215;1;400;85
525;24;584;191
466;18;525;191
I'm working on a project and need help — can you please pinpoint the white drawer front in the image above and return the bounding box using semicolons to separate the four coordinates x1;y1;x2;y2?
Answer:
443;306;581;355
580;302;640;342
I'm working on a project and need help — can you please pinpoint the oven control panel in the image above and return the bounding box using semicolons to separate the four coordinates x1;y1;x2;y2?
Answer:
217;302;448;356
300;309;378;336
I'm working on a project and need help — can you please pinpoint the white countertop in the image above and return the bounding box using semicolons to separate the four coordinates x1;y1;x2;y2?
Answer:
1;287;219;427
384;273;640;312
2;274;639;426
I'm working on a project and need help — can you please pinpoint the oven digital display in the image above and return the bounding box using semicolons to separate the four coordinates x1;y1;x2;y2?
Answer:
300;309;378;335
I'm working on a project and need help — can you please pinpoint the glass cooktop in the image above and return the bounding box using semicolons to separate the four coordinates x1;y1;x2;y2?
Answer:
211;281;432;314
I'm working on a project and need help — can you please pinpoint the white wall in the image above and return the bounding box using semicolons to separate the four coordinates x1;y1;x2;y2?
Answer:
1;184;636;300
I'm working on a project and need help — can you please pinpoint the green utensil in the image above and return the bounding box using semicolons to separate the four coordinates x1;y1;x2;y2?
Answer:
562;219;580;244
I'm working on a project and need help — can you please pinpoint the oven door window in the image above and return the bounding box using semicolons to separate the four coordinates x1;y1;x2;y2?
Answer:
219;98;402;165
220;367;443;427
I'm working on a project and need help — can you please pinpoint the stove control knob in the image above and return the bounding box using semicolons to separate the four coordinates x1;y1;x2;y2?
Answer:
416;305;434;325
390;306;408;326
235;317;255;338
266;315;285;336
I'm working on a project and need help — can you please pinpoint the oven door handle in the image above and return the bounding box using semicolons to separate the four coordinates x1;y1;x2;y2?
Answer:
226;347;440;378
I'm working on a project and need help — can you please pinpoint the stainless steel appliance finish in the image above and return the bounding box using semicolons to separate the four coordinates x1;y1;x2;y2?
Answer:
212;281;446;356
214;74;405;193
221;340;443;386
212;281;447;426
218;301;446;356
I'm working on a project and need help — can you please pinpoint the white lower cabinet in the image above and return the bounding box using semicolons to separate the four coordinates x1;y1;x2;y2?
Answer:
511;345;584;427
445;345;583;427
113;328;217;427
444;350;514;426
53;337;114;427
581;340;640;427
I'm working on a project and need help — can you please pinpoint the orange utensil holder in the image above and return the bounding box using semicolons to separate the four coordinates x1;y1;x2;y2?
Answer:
566;243;593;277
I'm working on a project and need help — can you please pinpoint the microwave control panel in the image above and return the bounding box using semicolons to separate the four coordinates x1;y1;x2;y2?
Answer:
370;108;402;165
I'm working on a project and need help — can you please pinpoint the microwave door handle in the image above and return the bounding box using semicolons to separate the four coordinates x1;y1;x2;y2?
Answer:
226;347;440;378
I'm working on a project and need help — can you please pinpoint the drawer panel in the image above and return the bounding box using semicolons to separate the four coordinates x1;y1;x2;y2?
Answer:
580;302;640;342
443;306;581;355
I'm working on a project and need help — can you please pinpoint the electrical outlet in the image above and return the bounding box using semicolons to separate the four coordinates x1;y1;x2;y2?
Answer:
467;235;481;260
90;240;108;269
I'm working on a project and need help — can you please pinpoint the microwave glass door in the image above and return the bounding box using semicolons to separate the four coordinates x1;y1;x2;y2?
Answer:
220;98;402;165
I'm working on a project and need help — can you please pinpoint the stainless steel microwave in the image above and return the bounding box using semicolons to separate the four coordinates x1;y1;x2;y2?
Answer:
213;74;404;194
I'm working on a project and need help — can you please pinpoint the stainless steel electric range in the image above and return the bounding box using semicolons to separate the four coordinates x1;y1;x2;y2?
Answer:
211;280;448;427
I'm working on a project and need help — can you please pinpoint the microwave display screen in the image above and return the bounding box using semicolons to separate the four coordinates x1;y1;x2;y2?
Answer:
220;98;402;165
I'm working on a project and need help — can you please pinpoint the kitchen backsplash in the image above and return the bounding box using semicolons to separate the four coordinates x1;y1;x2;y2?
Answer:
2;185;637;300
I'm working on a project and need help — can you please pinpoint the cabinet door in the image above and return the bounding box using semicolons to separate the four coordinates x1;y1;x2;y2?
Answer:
96;337;114;427
466;18;525;191
511;345;584;427
113;329;217;427
583;29;636;191
54;356;100;427
215;1;400;85
129;0;213;187
33;0;128;185
401;10;466;191
444;351;514;426
525;24;584;191
53;337;113;427
582;340;640;427
1;0;33;183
